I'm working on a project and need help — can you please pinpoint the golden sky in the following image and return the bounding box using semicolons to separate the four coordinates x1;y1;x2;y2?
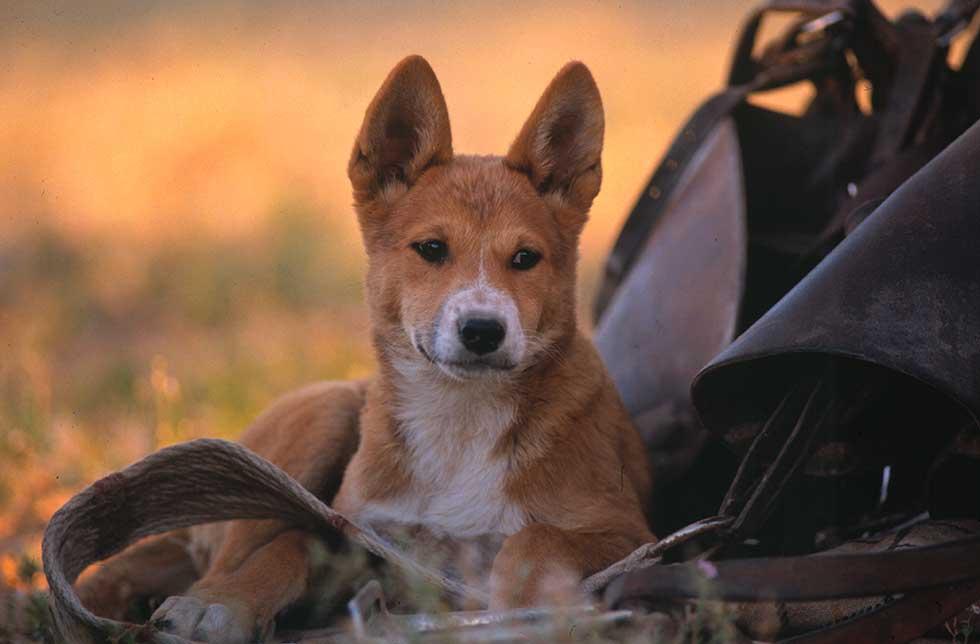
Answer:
0;0;948;262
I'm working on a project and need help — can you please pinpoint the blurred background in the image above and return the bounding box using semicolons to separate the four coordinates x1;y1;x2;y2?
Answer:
0;0;949;601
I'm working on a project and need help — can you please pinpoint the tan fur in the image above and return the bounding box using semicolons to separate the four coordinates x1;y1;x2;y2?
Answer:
75;55;654;641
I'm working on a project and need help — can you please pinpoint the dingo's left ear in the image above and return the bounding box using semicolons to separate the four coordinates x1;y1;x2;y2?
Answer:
506;62;603;214
349;56;453;210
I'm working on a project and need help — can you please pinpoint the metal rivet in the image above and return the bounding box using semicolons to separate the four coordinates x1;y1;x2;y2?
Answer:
649;185;662;199
665;158;679;171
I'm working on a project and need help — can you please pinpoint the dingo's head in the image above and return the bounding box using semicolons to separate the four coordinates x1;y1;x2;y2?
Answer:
349;56;603;381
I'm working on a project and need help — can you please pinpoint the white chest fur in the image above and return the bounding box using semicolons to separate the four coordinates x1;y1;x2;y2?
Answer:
357;368;527;539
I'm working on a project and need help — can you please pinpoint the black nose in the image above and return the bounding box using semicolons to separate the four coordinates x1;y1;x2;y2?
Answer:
459;318;506;355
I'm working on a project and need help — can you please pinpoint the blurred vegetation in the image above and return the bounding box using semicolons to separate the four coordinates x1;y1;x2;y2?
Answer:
0;202;373;603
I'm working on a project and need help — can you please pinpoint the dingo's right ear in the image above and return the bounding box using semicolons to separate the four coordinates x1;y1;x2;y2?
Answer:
348;56;453;215
505;62;603;219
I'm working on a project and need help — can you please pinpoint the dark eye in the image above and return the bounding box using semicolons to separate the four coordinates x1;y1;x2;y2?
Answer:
412;239;448;264
511;248;541;271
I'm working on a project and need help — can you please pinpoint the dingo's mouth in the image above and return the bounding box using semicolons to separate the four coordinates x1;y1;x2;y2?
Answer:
415;342;516;377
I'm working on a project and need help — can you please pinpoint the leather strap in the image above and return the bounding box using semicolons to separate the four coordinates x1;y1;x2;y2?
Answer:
719;374;835;541
605;534;980;604
784;580;980;643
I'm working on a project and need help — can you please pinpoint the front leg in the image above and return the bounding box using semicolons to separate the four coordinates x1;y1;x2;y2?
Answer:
149;380;365;642
76;530;198;621
488;524;645;609
151;521;311;643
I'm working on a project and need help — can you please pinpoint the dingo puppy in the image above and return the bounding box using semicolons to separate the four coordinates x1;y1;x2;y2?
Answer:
76;55;654;643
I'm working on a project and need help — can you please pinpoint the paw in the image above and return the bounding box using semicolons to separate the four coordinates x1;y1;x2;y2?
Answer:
489;563;582;610
150;595;257;644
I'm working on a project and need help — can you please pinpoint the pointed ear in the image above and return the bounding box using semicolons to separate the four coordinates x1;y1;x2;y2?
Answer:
348;56;453;208
505;62;604;214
